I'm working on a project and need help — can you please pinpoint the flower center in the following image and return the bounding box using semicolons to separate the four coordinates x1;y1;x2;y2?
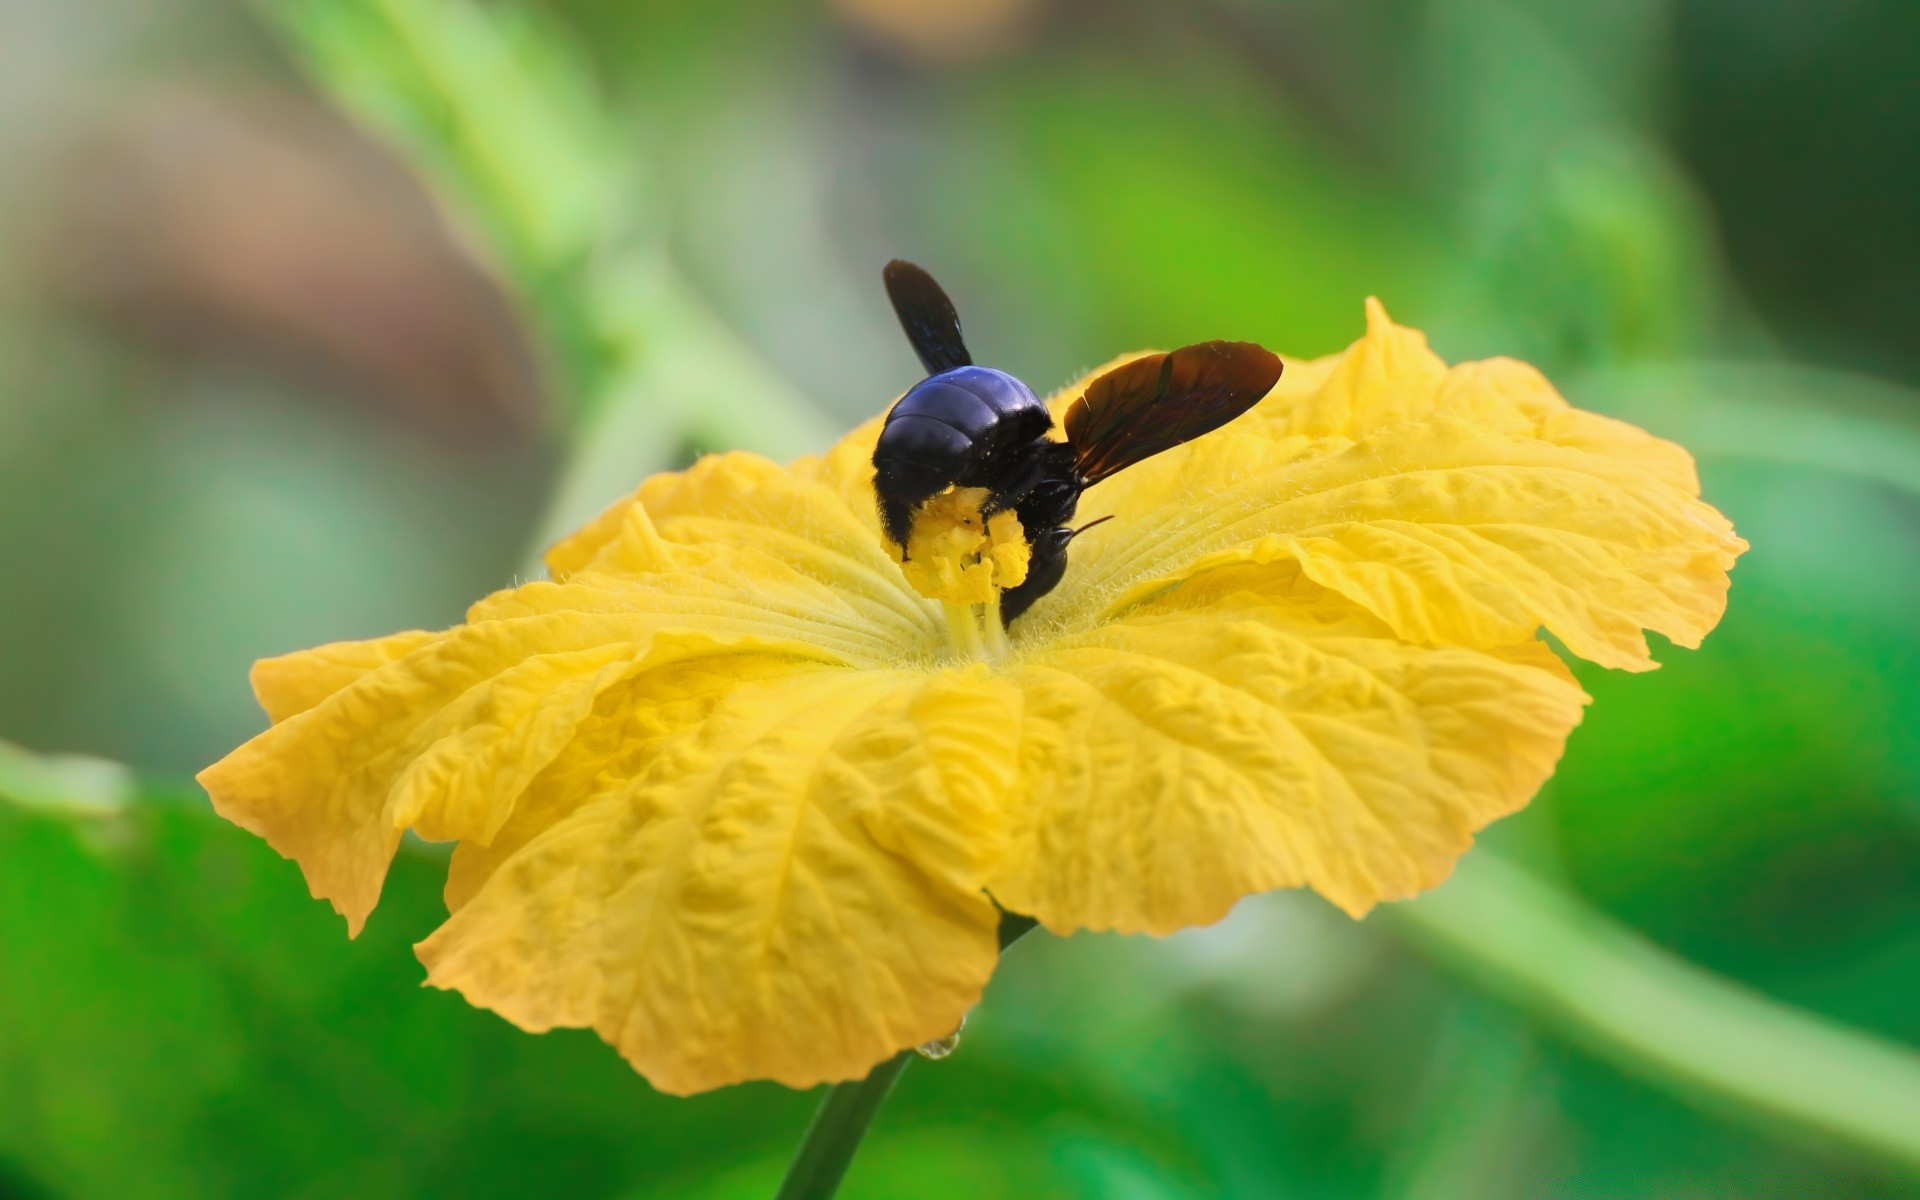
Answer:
887;486;1029;661
892;486;1030;604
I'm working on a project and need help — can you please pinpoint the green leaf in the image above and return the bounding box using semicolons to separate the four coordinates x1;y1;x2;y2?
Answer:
0;799;819;1198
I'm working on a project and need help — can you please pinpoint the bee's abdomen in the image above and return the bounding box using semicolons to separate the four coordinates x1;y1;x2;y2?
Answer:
874;366;1050;509
883;368;1047;451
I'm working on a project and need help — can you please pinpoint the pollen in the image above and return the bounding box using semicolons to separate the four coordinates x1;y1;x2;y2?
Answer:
892;486;1031;605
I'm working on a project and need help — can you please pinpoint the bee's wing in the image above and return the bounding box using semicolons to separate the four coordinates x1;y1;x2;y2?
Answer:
883;259;973;375
1064;341;1283;485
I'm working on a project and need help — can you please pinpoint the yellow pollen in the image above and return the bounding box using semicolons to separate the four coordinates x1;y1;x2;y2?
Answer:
891;486;1031;606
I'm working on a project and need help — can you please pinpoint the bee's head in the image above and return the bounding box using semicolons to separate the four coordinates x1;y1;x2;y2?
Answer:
1025;525;1076;556
1047;515;1114;550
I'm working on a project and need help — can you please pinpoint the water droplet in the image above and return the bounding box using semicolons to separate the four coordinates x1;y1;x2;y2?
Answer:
915;1015;966;1061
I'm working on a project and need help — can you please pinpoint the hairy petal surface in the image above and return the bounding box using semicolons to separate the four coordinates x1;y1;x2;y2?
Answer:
1031;301;1745;670
991;565;1589;932
201;454;952;935
417;666;1020;1095
552;451;941;661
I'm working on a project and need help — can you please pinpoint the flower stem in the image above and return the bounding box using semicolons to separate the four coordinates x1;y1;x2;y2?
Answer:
772;911;1040;1199
772;1050;913;1200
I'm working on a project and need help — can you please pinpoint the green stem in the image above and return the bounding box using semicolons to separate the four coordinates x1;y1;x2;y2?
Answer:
773;1051;914;1200
1388;852;1920;1175
772;911;1040;1200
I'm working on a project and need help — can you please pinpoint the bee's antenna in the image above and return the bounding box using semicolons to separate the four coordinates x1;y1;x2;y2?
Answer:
1066;515;1116;540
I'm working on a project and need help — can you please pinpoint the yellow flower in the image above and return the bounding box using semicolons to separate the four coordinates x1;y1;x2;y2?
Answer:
197;300;1744;1096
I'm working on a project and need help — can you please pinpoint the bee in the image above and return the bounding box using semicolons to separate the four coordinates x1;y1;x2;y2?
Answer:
872;259;1283;623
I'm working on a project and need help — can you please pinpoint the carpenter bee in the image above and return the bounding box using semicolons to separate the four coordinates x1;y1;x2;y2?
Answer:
873;259;1283;623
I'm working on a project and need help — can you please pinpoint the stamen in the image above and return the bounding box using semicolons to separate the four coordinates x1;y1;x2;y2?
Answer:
897;488;1030;606
942;601;987;661
982;592;1011;661
895;486;1029;662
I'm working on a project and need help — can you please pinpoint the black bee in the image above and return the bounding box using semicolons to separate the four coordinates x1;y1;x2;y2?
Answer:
873;259;1283;623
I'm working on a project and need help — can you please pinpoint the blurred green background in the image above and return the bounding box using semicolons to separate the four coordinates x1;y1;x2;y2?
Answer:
4;0;1920;1196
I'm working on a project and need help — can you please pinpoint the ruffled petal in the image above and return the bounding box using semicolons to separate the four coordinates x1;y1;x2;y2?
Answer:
201;452;957;937
416;666;1019;1095
991;564;1589;933
200;618;833;935
1258;296;1448;437
1029;301;1745;671
250;630;438;723
1432;356;1701;494
441;650;804;913
551;451;939;661
1254;301;1699;494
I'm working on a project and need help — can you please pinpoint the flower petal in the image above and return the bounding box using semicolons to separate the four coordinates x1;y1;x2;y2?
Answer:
1258;296;1448;437
1255;301;1699;494
202;450;966;936
991;564;1588;932
250;630;438;723
1433;356;1701;494
549;451;939;662
441;650;803;913
416;666;1019;1095
1031;302;1744;671
201;619;838;935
